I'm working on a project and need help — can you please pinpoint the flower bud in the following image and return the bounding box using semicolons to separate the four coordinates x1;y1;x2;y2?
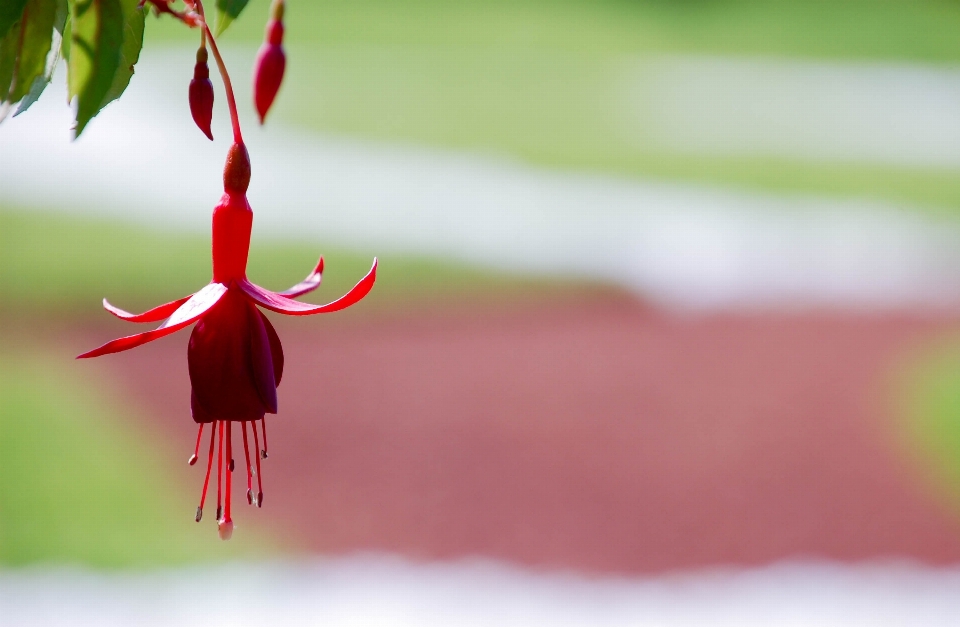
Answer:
253;3;286;124
189;47;214;140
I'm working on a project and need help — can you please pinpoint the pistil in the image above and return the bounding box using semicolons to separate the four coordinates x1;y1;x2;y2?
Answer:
220;421;234;540
216;420;224;521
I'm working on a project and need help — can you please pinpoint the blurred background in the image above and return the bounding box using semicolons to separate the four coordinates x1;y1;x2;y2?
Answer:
5;0;960;624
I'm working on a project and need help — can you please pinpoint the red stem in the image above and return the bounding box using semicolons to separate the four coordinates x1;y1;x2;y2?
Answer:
195;0;243;144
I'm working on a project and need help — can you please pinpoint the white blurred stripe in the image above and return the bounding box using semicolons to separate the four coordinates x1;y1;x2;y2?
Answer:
3;557;960;626
625;57;960;168
4;48;960;310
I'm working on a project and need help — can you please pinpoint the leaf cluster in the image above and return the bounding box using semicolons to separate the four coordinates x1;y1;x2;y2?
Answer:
0;0;252;138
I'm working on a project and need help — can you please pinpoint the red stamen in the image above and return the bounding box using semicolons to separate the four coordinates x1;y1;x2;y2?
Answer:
216;420;224;521
242;421;253;505
189;423;203;465
225;422;233;521
196;421;216;522
261;417;269;459
253;419;264;507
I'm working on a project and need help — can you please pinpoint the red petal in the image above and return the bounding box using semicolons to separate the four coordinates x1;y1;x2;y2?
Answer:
103;295;192;323
78;283;228;359
239;258;377;316
188;291;266;423
258;310;284;385
276;256;324;298
249;308;278;413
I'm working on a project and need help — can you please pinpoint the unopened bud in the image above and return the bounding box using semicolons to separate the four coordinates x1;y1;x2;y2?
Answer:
189;46;214;140
252;11;285;124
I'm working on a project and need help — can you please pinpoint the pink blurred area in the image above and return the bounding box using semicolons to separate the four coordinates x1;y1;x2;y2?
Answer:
97;296;960;574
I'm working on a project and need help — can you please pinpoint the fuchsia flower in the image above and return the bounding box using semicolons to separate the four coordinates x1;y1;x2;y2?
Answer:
252;0;286;124
79;143;377;539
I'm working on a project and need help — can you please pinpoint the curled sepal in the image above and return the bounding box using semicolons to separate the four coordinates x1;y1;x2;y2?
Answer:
189;45;214;140
78;283;227;358
103;294;192;323
277;256;323;298
239;258;377;316
252;1;284;124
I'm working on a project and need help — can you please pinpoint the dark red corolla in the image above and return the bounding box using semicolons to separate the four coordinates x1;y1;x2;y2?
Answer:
79;143;377;539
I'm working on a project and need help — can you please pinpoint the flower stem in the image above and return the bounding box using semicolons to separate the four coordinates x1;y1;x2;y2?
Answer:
195;1;243;144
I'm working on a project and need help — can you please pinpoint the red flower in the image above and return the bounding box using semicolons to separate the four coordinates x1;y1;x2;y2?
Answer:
252;0;285;124
78;143;377;539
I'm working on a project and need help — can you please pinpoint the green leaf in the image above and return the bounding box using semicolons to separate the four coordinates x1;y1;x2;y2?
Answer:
68;0;123;137
98;0;143;109
0;21;20;106
14;0;67;117
54;0;67;34
2;0;58;104
12;50;56;116
0;0;28;41
214;0;249;36
60;7;71;62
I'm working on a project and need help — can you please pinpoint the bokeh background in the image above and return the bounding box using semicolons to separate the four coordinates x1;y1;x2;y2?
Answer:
5;0;960;623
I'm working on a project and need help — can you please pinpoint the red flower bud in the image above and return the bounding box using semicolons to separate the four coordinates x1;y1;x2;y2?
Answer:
253;17;285;124
189;47;214;140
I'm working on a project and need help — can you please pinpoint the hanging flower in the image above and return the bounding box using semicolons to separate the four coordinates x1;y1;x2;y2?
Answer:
79;143;377;539
252;0;286;124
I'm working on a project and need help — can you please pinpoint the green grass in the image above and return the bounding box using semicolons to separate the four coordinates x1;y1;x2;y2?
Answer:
0;350;280;567
896;341;960;514
140;0;960;214
0;208;580;318
155;0;960;62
